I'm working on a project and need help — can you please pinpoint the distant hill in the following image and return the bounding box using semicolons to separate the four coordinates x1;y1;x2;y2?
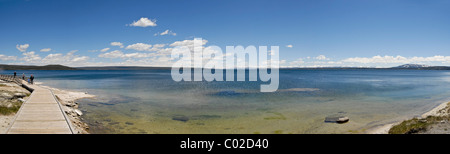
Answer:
391;64;450;70
392;64;430;69
0;64;77;70
77;66;171;70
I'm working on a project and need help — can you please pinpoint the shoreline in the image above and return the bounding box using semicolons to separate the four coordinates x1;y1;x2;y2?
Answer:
367;100;450;134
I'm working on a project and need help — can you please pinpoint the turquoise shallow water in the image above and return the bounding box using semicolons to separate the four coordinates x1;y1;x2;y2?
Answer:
3;69;450;133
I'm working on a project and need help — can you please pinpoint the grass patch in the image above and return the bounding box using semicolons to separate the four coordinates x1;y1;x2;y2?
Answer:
273;130;283;134
389;102;450;134
389;116;446;134
0;102;22;115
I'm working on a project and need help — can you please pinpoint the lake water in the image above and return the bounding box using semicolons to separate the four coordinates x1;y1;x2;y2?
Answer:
3;69;450;134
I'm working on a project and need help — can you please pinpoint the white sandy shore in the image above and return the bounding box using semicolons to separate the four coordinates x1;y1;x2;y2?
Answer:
367;101;450;134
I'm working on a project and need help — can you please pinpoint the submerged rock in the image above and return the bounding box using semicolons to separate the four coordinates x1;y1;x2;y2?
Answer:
325;115;350;124
172;115;189;122
65;101;77;107
336;117;350;124
212;90;241;96
74;109;83;116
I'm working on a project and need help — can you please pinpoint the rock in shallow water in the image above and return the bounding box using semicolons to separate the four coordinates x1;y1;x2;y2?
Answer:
324;116;349;124
212;91;241;96
74;109;83;116
336;117;349;124
172;115;189;122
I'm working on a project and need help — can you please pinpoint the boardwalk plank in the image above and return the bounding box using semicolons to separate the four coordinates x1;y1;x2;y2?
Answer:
4;80;73;134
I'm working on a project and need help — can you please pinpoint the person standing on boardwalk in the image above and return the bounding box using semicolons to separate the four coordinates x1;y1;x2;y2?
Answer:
14;71;16;78
30;74;34;84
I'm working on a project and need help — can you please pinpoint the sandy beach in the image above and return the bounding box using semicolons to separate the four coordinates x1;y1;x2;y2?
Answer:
0;80;95;134
367;101;450;134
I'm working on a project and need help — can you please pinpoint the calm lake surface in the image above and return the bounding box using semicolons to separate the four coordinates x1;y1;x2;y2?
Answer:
3;69;450;134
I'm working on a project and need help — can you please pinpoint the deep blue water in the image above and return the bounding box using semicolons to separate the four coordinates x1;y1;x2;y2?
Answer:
3;69;450;133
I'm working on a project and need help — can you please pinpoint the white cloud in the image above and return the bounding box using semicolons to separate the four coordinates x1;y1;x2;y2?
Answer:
170;39;208;50
128;17;157;27
342;55;450;64
153;44;166;49
98;50;156;59
315;55;330;60
98;50;124;59
21;51;42;62
110;42;124;48
40;48;52;52
41;50;89;65
100;48;110;52
125;43;152;51
289;58;305;67
72;56;89;62
16;44;29;52
286;45;293;48
124;43;167;52
156;29;176;36
342;55;408;64
281;55;450;68
123;52;156;59
160;30;170;35
0;54;17;61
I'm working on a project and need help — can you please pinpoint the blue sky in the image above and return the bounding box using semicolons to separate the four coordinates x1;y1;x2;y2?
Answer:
1;0;450;67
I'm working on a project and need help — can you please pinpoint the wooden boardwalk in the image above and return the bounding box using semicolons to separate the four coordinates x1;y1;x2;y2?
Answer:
4;79;74;134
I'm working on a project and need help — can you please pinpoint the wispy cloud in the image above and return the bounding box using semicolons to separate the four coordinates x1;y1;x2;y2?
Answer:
98;50;124;59
16;44;29;52
125;43;152;51
315;55;330;60
0;54;17;61
110;42;124;48
100;48;110;52
21;51;41;62
155;29;176;36
40;48;51;52
342;55;450;64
